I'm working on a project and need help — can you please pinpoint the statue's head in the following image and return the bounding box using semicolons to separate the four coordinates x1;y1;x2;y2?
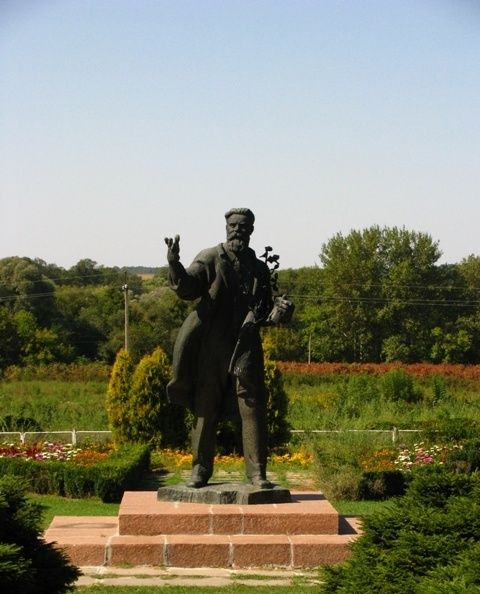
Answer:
225;208;255;253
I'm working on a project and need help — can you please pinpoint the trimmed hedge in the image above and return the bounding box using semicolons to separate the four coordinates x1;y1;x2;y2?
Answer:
0;444;150;502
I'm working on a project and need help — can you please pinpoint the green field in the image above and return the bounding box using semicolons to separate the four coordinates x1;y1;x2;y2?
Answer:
0;379;108;430
2;369;479;435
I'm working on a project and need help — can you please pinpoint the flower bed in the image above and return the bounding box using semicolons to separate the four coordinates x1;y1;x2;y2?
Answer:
395;442;462;472
0;441;112;463
357;442;466;500
0;441;150;502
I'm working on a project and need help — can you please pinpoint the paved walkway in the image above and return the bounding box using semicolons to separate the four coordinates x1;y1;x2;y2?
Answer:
77;565;323;587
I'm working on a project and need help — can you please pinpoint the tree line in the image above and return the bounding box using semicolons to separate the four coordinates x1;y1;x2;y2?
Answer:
1;225;480;370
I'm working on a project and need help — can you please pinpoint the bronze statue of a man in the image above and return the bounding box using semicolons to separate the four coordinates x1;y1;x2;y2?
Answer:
165;208;292;489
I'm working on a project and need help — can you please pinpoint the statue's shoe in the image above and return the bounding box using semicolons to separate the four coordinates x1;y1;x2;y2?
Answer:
186;477;208;488
186;465;209;488
250;477;274;490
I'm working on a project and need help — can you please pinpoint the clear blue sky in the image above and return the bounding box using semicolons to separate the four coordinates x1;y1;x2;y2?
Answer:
1;0;479;269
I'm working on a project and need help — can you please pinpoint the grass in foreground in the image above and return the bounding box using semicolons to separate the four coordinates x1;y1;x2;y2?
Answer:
32;494;119;529
332;498;391;517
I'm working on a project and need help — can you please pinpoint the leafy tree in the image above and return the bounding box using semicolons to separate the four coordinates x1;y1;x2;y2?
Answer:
0;306;21;369
66;258;105;286
76;286;125;362
54;286;106;360
66;259;143;294
0;257;56;326
127;288;190;361
277;266;324;361
33;259;68;285
261;325;303;361
430;326;473;364
316;226;443;362
12;310;72;366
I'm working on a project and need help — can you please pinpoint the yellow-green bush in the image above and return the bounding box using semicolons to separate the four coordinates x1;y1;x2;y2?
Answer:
106;348;188;448
105;348;134;444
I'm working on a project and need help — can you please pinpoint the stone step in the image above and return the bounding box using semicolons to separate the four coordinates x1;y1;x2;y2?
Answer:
118;491;340;535
44;490;362;569
45;516;361;568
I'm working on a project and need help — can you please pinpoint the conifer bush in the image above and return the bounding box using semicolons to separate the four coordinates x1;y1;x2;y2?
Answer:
263;350;291;451
0;476;80;594
106;347;188;448
105;348;134;444
128;347;187;448
215;347;291;455
321;466;480;593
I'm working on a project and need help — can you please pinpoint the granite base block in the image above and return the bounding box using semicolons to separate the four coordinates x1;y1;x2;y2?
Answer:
157;482;292;505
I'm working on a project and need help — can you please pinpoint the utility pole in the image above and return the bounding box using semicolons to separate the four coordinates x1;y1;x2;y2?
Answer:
122;273;129;352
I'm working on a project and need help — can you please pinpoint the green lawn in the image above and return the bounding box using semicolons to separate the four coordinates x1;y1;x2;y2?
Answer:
33;494;119;529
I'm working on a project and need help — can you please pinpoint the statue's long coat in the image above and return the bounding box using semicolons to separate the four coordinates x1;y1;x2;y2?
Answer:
166;243;272;411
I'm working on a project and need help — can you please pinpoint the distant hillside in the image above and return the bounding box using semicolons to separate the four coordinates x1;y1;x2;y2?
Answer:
124;266;163;275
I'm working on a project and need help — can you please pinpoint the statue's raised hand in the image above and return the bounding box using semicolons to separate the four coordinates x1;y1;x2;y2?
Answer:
164;235;181;264
267;294;295;325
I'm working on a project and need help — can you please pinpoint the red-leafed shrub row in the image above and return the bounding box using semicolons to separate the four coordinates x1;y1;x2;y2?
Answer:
278;361;480;381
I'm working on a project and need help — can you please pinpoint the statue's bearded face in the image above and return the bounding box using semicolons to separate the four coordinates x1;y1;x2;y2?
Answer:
225;214;254;253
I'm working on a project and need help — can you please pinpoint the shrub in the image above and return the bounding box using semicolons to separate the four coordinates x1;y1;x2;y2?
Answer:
128;347;187;448
216;348;291;455
416;543;480;593
0;476;80;594
106;348;188;448
422;413;480;443
263;351;291;451
313;433;385;500
445;438;480;473
335;374;381;418
0;415;42;431
381;368;421;404
321;466;480;593
105;348;134;444
358;470;407;500
430;375;448;405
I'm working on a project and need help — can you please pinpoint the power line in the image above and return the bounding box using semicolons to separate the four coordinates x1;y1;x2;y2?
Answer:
0;270;148;287
279;280;480;292
285;294;480;308
0;291;57;303
2;289;480;309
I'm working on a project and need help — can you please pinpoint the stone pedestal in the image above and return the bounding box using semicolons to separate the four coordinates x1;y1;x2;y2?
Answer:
157;482;292;504
45;490;361;568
